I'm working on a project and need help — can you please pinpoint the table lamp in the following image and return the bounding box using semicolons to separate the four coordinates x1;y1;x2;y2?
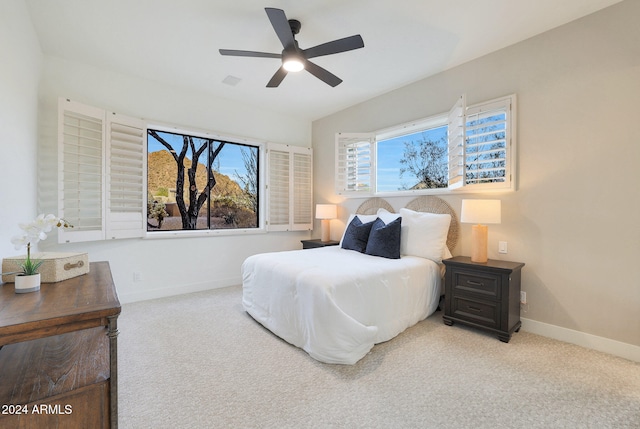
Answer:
460;199;501;263
315;204;337;242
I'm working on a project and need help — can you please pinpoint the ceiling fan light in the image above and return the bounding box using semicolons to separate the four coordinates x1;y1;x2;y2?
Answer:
283;54;304;72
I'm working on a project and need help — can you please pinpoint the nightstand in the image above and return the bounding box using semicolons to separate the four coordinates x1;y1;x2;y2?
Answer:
442;256;525;343
301;239;340;249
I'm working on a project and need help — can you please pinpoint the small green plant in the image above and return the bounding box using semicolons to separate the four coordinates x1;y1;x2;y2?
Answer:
10;214;73;275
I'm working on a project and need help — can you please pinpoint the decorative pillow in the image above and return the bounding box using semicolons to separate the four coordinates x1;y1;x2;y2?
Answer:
365;217;402;259
341;216;375;253
399;208;451;263
339;214;378;246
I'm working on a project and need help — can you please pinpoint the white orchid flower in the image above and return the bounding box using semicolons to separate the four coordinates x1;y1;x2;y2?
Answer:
11;233;30;250
11;214;72;250
32;213;58;233
10;214;73;276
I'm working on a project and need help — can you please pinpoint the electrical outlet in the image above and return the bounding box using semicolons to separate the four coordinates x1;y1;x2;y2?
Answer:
499;241;508;254
133;272;141;282
520;291;526;304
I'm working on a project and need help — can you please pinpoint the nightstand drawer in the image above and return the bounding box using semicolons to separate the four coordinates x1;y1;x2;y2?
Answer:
452;271;500;300
451;296;499;329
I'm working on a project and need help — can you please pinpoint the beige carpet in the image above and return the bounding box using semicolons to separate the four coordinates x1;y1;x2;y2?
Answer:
118;286;640;428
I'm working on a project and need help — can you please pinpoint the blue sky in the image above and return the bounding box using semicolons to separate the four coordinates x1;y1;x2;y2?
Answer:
147;131;253;181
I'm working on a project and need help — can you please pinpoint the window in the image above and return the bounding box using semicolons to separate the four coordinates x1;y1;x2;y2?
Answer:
377;118;448;192
58;98;312;242
336;94;516;196
146;128;260;232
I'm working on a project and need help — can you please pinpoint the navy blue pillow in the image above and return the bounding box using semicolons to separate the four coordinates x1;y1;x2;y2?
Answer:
365;217;402;259
341;216;375;253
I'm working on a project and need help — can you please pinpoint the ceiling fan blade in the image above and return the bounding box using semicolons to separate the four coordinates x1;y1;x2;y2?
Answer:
219;49;280;59
304;35;364;59
265;8;295;49
266;67;288;88
304;60;342;87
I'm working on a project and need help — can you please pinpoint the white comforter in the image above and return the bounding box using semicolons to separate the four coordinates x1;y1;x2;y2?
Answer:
241;246;442;364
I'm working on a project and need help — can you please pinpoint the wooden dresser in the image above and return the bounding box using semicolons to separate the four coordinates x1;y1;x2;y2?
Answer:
0;261;120;428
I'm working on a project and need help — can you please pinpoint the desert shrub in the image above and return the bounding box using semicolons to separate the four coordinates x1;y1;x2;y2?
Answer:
147;196;169;228
155;187;169;197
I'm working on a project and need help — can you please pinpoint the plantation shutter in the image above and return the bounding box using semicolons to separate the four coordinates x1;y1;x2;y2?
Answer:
292;147;313;230
58;98;106;243
267;144;312;231
267;146;290;230
447;95;466;190
106;113;146;239
464;96;513;190
335;133;375;196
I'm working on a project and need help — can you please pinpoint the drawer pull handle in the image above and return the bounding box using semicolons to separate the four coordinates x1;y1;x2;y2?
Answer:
64;261;85;271
466;280;484;287
467;306;483;312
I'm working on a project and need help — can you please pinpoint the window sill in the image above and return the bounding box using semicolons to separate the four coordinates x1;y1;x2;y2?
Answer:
144;227;267;239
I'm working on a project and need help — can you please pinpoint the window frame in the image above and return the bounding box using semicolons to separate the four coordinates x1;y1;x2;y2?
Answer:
335;94;516;197
144;123;267;239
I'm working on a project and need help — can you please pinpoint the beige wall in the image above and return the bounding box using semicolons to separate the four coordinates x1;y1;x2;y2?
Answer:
312;1;640;350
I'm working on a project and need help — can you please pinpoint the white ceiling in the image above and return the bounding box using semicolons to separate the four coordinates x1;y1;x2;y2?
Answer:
25;0;621;121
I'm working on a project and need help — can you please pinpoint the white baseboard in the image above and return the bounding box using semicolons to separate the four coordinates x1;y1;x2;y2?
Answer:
119;276;241;304
521;317;640;363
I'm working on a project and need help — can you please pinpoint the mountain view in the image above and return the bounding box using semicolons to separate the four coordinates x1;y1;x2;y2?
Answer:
147;150;243;198
147;150;257;230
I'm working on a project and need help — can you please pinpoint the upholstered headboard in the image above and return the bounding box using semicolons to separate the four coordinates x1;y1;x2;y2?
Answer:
356;196;459;252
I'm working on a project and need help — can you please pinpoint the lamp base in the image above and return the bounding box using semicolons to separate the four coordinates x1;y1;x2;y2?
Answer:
320;219;331;242
470;224;488;263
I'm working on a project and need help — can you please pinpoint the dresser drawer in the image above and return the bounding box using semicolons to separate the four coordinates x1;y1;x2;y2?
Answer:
452;270;501;300
451;296;500;329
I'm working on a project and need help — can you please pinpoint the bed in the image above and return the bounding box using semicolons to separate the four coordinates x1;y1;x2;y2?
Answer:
241;196;459;364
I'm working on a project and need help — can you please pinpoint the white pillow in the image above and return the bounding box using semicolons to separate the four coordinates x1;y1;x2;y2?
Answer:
399;208;451;263
376;208;400;224
443;244;453;260
339;214;378;246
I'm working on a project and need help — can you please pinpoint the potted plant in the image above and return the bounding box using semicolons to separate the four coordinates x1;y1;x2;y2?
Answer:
8;214;72;293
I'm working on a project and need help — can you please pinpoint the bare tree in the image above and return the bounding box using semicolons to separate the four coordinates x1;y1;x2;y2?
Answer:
148;130;224;229
399;134;448;189
234;147;259;213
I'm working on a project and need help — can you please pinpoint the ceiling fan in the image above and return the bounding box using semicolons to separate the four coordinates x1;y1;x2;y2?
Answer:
219;7;364;88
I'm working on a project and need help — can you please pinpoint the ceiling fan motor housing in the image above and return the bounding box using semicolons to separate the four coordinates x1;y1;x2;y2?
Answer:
288;19;301;35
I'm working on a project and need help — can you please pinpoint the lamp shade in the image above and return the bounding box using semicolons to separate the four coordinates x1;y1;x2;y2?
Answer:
315;204;337;220
460;200;501;225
